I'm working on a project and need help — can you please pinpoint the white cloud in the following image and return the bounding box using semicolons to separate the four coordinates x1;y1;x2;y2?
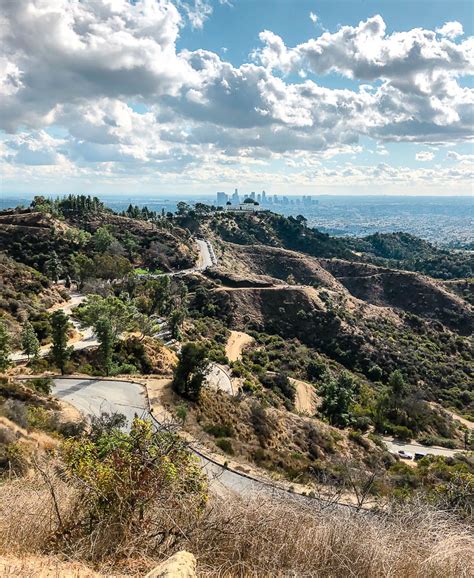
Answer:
309;12;318;24
416;151;435;162
254;15;473;83
178;0;213;30
0;5;473;192
252;30;300;74
436;21;464;40
376;145;389;156
251;16;474;144
2;130;70;166
0;0;193;131
447;150;474;163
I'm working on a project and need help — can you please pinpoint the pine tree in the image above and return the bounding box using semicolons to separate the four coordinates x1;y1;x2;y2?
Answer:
21;321;40;360
51;310;72;375
96;317;114;376
172;342;209;400
0;319;11;373
319;372;356;428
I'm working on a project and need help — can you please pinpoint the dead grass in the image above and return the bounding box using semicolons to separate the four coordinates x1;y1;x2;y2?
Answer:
0;470;471;577
0;554;108;577
193;495;474;578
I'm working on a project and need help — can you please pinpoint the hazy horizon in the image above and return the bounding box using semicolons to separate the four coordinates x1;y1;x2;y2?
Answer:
2;191;471;245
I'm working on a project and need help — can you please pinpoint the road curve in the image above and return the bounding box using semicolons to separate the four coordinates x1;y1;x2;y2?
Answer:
13;239;216;363
12;292;97;362
53;378;147;424
383;438;463;458
51;377;286;498
206;363;233;395
138;238;215;278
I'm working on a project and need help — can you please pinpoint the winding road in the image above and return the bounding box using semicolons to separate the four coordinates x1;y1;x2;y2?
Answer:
383;438;464;458
50;376;468;510
139;238;215;278
12;239;215;363
51;377;287;498
11;292;98;362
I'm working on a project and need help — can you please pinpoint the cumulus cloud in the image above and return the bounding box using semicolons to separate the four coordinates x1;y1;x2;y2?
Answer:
254;15;473;82
2;131;69;166
0;4;473;190
415;151;435;162
0;0;193;131
251;15;473;143
309;12;318;24
178;0;213;29
437;21;464;40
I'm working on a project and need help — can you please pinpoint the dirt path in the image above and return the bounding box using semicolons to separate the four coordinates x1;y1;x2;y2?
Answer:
429;402;474;430
291;378;319;415
225;331;254;362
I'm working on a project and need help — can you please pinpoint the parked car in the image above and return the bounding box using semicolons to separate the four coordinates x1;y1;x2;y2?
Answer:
398;450;414;460
414;452;427;461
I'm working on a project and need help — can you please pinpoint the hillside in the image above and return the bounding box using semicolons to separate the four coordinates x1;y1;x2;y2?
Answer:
0;202;196;275
349;232;474;280
0;253;67;345
206;211;353;259
0;199;473;576
212;241;472;334
195;222;473;423
204;211;473;280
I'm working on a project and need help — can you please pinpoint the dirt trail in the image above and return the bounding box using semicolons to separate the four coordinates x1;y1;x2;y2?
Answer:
225;331;254;362
291;378;319;415
429;402;474;430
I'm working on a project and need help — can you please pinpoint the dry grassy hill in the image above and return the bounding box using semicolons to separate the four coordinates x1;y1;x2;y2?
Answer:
213;242;473;335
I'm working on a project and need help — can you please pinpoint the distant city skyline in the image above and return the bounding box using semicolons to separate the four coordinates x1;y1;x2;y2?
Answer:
0;1;473;196
216;189;318;208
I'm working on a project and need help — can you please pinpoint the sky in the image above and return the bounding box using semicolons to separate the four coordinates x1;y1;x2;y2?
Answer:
0;0;473;197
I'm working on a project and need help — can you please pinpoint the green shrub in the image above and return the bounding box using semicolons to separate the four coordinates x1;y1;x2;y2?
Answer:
348;430;370;449
176;404;188;424
418;435;457;449
352;415;372;432
204;423;234;438
391;425;413;442
29;377;52;395
76;363;96;375
215;438;234;455
112;363;138;375
27;406;57;431
368;433;385;448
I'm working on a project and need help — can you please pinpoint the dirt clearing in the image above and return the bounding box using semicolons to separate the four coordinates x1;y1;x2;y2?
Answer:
225;331;254;362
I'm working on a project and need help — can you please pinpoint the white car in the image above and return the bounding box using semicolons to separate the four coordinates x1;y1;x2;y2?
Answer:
398;450;414;460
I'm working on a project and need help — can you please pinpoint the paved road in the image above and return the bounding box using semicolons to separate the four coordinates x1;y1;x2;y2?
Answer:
13;239;216;363
138;238;215;278
384;438;463;458
195;239;214;270
53;378;147;423
12;292;97;362
51;377;285;498
206;364;234;395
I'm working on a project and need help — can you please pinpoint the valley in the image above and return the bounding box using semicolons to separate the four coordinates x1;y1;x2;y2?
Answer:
0;196;472;576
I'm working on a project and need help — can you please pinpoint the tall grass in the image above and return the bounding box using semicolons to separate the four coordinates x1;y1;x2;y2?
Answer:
0;472;472;577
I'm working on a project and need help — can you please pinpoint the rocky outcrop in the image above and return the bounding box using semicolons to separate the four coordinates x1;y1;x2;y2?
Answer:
145;551;196;578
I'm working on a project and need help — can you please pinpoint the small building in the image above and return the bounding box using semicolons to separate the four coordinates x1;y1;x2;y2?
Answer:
225;198;262;212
